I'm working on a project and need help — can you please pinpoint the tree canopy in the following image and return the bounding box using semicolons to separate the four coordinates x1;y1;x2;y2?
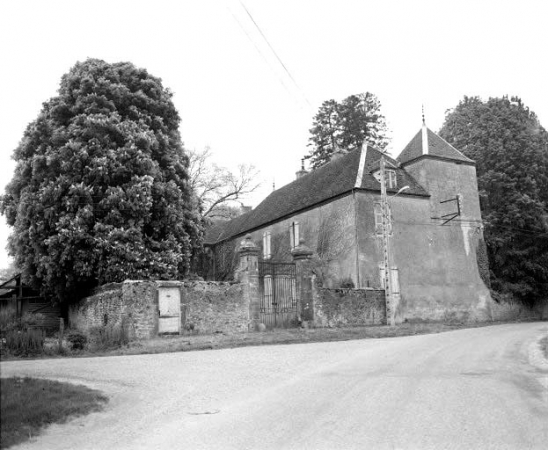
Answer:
439;96;548;306
306;92;389;169
0;59;202;302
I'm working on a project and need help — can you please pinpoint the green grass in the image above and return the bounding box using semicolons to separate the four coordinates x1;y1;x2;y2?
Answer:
0;377;108;449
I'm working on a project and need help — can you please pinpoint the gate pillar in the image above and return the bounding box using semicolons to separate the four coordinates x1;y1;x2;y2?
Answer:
237;234;261;331
291;238;315;324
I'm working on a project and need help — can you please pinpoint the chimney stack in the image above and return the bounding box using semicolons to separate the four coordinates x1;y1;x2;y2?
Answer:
296;158;308;179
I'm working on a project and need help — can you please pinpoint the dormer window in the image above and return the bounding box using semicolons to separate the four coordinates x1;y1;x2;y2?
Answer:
372;169;397;189
387;170;397;189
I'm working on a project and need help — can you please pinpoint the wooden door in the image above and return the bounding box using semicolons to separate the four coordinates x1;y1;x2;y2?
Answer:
158;287;181;334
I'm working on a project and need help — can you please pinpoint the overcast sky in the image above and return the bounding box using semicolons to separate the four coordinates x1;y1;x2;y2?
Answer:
1;0;547;269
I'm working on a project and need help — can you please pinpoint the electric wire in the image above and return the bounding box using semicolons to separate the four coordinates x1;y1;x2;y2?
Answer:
238;1;312;109
226;5;298;106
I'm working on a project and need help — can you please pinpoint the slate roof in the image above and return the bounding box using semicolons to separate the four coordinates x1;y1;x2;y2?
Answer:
205;146;429;245
397;127;474;165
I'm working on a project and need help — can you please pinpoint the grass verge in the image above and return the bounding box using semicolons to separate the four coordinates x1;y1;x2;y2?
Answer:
1;320;539;361
90;321;516;357
0;377;108;449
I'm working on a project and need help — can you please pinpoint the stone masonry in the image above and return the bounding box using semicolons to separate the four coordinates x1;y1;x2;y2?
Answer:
70;279;246;339
314;288;386;327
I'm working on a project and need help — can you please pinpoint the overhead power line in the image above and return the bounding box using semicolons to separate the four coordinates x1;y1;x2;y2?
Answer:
226;5;297;104
238;1;312;109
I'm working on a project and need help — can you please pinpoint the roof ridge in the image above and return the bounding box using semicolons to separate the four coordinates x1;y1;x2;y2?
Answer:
204;144;429;245
354;144;368;188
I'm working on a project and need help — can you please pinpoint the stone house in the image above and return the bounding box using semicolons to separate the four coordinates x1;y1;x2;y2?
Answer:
204;122;493;323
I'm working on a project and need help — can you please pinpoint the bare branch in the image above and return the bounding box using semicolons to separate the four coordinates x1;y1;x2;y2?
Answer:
187;148;261;219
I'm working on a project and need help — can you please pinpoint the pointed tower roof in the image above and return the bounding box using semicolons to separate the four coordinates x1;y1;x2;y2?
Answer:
397;126;474;166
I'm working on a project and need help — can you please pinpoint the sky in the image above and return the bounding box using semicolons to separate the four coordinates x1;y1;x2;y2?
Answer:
0;0;547;269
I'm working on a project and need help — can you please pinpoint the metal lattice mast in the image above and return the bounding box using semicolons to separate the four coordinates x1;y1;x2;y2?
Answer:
379;156;394;326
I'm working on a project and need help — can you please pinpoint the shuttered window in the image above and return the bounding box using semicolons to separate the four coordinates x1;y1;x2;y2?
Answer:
262;231;271;259
289;221;300;250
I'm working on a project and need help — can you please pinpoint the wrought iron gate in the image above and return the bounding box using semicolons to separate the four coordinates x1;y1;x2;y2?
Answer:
258;262;298;328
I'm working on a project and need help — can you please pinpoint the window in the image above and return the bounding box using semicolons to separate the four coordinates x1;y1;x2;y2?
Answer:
391;267;400;294
372;169;397;189
374;203;383;234
289;221;300;250
386;170;397;189
262;231;271;259
374;203;392;235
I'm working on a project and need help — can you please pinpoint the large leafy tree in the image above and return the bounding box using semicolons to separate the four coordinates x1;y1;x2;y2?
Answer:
307;92;389;169
439;96;548;306
0;59;202;302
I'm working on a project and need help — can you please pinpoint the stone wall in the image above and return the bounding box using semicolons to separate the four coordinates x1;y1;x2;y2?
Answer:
69;280;247;339
182;281;246;334
68;281;158;340
313;287;386;327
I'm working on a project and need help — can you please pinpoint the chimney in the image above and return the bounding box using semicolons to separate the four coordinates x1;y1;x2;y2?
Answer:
240;205;252;214
295;158;308;179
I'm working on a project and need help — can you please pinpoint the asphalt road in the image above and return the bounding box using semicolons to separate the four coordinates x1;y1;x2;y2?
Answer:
1;322;547;450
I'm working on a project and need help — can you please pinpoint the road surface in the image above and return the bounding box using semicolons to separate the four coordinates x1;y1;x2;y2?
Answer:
1;322;547;450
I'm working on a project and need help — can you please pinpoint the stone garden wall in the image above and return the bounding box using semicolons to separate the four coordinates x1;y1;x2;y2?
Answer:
313;287;386;327
69;280;247;339
182;281;246;334
68;281;158;339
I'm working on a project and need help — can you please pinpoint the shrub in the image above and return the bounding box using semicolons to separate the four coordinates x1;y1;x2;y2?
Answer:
1;311;48;356
88;316;131;350
0;308;18;333
3;329;45;356
66;330;87;350
338;276;355;289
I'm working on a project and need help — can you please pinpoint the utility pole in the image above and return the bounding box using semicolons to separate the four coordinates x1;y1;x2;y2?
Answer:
379;156;394;326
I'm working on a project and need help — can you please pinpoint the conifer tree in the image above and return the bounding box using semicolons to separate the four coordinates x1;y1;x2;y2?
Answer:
307;92;389;169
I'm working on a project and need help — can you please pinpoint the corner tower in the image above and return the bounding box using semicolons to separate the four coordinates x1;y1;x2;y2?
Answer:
397;120;479;220
394;119;492;321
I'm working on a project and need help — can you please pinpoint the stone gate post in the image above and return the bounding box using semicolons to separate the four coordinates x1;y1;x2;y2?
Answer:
291;238;315;324
236;234;260;331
